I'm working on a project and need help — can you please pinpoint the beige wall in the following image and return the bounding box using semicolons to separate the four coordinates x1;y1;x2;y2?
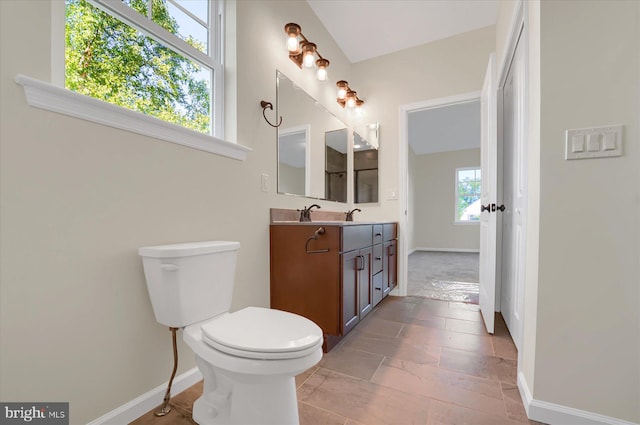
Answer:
351;26;496;223
498;1;640;422
411;148;480;251
7;0;637;423
0;0;355;423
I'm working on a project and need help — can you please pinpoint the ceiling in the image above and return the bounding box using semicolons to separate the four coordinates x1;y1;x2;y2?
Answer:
306;0;496;154
306;0;499;63
408;100;480;155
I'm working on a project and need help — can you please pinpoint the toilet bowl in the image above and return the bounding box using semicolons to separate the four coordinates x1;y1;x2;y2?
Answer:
138;241;323;425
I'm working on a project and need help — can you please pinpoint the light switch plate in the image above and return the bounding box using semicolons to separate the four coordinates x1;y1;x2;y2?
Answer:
565;125;622;160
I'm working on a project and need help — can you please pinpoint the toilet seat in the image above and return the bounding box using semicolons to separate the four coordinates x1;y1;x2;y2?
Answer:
201;307;323;360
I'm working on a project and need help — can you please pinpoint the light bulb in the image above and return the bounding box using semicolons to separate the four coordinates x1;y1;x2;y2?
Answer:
336;81;348;99
287;36;299;53
316;58;329;81
346;90;357;108
284;23;301;53
303;51;315;68
300;42;317;68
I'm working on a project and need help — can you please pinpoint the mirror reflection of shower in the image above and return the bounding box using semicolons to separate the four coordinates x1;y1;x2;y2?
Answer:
324;128;348;202
354;124;379;204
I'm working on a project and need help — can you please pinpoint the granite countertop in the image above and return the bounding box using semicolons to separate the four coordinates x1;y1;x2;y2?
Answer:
269;208;395;226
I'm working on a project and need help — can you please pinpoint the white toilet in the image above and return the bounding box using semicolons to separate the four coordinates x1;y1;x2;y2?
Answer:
138;240;323;425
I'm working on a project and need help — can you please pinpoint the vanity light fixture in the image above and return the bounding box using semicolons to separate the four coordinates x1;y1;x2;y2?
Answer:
335;80;365;111
285;22;330;81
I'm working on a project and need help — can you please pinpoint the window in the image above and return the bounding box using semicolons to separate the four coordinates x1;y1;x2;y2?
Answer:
65;0;223;136
455;167;481;223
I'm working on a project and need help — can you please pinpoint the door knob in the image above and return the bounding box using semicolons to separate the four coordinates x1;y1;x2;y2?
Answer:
481;204;491;213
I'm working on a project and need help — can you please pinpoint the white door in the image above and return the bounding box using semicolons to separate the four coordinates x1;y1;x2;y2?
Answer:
479;53;497;334
500;31;527;349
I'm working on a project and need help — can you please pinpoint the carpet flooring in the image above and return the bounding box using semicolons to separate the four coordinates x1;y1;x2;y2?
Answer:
408;251;480;304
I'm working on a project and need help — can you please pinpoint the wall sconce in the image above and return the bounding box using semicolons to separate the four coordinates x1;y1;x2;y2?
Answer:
336;80;365;111
285;22;330;81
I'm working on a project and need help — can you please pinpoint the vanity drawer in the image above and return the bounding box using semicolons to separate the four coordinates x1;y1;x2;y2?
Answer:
342;225;372;252
383;223;397;241
373;224;384;245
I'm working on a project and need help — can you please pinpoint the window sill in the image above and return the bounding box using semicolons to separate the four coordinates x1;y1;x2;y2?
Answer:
454;221;480;225
15;74;251;161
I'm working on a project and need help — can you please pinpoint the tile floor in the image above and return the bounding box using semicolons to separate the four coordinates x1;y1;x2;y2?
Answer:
131;296;545;425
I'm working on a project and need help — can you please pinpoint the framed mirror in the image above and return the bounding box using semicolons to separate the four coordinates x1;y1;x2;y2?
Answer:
276;70;349;201
325;128;348;202
354;123;380;203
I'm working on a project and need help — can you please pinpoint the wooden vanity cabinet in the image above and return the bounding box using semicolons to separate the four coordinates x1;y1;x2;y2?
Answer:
270;222;397;352
382;223;398;296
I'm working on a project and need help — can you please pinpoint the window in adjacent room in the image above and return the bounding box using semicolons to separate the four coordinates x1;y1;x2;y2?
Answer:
455;167;481;223
65;0;223;136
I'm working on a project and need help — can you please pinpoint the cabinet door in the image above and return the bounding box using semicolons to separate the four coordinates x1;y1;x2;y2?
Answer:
372;271;383;307
358;247;373;318
372;243;383;274
383;240;398;297
341;250;360;334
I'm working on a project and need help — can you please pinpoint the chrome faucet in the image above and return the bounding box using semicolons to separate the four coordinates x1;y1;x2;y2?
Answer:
345;208;361;221
298;204;321;222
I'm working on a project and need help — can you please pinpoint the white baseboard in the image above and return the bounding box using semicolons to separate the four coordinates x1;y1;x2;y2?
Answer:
517;372;638;425
413;247;480;253
87;367;202;425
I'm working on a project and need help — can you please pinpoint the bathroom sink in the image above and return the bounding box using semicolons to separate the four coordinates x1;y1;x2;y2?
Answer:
270;220;381;226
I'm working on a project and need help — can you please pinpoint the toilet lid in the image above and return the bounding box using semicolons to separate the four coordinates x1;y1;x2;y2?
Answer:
201;307;323;359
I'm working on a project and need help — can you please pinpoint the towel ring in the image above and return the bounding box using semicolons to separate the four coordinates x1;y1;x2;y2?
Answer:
260;100;282;128
305;227;329;254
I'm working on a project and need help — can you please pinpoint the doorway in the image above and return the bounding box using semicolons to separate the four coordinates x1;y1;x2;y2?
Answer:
398;6;528;347
400;93;482;302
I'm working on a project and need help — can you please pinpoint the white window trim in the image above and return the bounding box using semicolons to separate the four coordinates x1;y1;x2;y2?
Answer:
16;74;251;161
454;166;481;224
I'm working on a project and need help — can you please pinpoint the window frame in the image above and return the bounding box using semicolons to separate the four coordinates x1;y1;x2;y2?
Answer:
454;166;482;224
84;0;224;138
26;0;249;160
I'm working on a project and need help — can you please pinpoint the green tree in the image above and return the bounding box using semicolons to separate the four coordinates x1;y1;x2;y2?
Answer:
457;179;481;220
65;0;210;133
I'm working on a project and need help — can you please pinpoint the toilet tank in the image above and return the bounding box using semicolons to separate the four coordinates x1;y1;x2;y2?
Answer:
138;241;240;328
